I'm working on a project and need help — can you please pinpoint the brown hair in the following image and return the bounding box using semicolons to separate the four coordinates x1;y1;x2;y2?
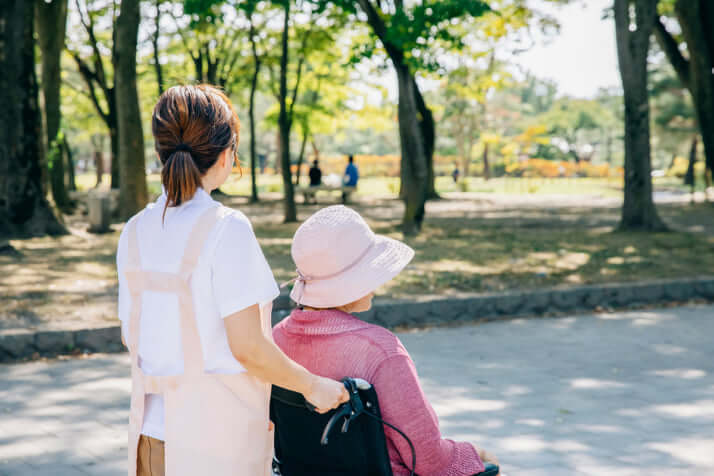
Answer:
151;84;241;220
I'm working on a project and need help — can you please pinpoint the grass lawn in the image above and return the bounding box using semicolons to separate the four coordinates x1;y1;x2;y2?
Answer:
76;173;629;198
77;172;702;199
3;177;713;332
240;198;714;298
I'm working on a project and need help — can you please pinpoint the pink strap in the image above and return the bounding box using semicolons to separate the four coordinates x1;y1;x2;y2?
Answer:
175;206;223;374
124;206;224;376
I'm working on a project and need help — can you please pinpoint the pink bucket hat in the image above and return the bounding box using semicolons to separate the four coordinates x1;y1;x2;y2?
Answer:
286;205;414;308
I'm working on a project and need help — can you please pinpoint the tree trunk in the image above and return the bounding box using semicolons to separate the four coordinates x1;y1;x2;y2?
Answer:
0;0;66;237
412;78;438;199
675;0;714;176
482;143;490;180
249;22;260;203
63;136;76;191
395;63;429;235
35;0;68;198
153;0;164;97
614;0;666;231
278;2;297;223
354;0;431;232
654;2;714;180
110;125;119;189
294;128;308;186
49;134;72;212
114;0;148;220
685;135;697;189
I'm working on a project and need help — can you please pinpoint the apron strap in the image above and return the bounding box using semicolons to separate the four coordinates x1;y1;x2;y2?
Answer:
179;205;225;276
176;205;224;375
126;215;144;364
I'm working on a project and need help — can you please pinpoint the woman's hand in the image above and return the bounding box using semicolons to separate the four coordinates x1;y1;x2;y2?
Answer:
304;376;350;414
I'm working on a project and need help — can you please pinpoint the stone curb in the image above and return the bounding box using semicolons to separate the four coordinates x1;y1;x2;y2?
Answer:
2;277;713;362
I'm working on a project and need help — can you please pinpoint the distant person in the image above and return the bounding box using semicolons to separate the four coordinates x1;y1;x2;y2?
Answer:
343;155;359;187
309;159;322;187
343;155;359;203
452;165;460;183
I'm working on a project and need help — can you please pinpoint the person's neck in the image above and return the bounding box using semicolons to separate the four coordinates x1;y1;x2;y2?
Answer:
201;177;217;193
302;306;346;313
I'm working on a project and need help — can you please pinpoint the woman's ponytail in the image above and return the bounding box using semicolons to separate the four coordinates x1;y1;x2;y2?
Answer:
152;84;241;222
161;149;202;222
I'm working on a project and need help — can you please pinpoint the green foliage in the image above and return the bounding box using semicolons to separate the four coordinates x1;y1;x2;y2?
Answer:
47;131;66;172
325;0;490;72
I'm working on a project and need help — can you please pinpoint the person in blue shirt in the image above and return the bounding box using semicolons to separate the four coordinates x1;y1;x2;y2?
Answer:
342;155;359;204
343;155;359;187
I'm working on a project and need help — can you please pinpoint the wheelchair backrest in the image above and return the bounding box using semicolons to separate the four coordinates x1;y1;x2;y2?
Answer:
270;380;393;476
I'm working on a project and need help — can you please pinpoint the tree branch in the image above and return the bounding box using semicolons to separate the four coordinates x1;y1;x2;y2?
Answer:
288;28;311;120
653;16;691;89
356;0;402;61
68;50;110;125
267;63;280;101
170;9;199;64
75;0;113;101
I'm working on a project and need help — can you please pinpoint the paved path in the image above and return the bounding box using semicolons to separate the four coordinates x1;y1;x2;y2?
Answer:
1;305;712;476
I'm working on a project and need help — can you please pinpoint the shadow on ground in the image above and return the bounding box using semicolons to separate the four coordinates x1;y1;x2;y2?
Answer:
401;304;714;475
1;305;713;475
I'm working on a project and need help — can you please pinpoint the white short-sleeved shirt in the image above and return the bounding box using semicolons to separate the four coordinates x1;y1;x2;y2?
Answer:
116;188;279;440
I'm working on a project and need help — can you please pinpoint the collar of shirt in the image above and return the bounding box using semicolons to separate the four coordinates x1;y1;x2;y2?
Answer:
281;309;373;336
158;186;212;205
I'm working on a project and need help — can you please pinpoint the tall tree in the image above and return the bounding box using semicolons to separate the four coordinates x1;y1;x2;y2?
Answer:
36;0;73;212
248;12;263;202
152;0;165;97
277;0;297;222
328;0;490;233
614;0;666;230
67;0;120;189
115;0;148;219
268;2;339;222
0;0;66;236
238;0;279;203
654;0;714;179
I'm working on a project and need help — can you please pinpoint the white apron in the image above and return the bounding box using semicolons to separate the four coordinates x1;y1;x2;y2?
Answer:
123;206;274;476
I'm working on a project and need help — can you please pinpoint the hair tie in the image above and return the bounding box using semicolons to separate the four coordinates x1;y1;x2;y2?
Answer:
174;143;192;153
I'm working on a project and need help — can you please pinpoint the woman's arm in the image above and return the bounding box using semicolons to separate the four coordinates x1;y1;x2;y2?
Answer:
372;353;486;476
224;304;348;413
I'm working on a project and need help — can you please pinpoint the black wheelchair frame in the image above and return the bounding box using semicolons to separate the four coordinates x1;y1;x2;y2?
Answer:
270;378;499;476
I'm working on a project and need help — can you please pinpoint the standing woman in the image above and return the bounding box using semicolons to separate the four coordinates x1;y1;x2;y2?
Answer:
116;85;347;476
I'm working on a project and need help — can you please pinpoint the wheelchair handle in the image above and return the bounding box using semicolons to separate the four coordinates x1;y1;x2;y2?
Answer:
319;378;369;445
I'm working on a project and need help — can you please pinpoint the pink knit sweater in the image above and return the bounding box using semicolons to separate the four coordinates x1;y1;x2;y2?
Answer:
273;309;485;476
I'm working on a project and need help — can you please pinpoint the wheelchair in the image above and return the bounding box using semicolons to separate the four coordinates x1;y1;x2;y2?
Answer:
270;378;500;476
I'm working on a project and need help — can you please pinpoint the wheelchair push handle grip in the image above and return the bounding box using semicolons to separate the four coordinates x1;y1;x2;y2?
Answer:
320;404;352;445
318;378;370;445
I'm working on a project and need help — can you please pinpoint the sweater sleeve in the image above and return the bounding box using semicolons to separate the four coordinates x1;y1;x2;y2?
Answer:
371;353;485;476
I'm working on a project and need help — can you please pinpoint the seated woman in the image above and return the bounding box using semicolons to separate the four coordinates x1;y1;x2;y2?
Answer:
273;205;499;476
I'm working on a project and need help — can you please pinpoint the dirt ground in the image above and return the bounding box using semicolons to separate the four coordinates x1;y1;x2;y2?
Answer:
2;191;713;333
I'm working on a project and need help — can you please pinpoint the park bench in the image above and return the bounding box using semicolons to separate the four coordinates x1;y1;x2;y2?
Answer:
297;185;356;204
